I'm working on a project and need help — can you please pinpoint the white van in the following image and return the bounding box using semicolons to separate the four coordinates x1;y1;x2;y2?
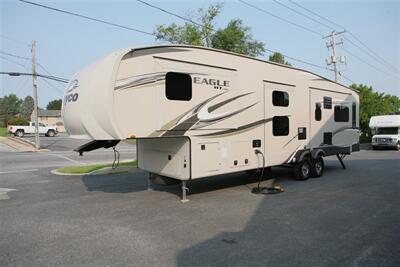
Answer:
369;114;400;150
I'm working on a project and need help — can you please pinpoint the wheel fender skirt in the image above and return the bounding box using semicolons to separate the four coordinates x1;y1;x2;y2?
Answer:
74;140;120;156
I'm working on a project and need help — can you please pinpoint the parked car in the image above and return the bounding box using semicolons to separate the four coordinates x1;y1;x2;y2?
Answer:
7;122;58;137
369;114;400;150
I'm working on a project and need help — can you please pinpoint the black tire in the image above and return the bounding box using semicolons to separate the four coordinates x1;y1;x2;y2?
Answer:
396;142;400;151
372;146;378;150
47;130;55;137
15;130;24;138
311;156;324;178
294;159;311;180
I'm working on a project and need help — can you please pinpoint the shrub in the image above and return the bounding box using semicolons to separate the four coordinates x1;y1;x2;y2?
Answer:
7;116;29;126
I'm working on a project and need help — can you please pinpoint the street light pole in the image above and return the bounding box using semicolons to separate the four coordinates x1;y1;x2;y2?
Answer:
31;40;40;149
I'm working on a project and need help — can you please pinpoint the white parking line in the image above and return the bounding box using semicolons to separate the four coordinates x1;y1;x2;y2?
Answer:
53;154;85;165
0;169;39;174
0;188;18;200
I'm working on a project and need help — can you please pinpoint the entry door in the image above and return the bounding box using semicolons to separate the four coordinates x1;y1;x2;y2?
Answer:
264;82;295;166
310;90;330;148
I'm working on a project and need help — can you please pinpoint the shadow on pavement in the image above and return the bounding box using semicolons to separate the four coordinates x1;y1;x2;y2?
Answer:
82;165;294;198
175;158;400;266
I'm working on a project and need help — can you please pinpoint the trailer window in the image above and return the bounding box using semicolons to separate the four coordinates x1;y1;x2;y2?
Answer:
315;103;322;121
334;105;349;122
273;116;289;136
352;103;357;128
165;72;192;101
272;91;289;106
323;97;332;109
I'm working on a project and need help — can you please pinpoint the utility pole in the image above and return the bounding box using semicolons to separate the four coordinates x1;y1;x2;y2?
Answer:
31;40;40;149
324;30;346;83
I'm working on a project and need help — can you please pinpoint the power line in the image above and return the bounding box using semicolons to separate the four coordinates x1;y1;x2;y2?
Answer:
0;55;29;69
288;0;400;75
136;0;208;30
342;36;395;73
0;71;69;83
17;0;338;84
265;48;326;70
238;0;322;36
0;51;31;61
341;73;357;85
347;32;399;75
37;63;66;91
136;1;327;71
18;0;156;37
14;77;30;95
0;34;30;47
271;0;334;31
341;47;400;81
39;76;64;94
288;0;346;30
0;51;68;86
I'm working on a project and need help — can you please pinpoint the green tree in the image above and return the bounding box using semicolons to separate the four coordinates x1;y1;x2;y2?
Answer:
0;94;23;126
351;84;400;142
46;99;62;110
154;4;265;57
269;52;292;66
20;96;35;118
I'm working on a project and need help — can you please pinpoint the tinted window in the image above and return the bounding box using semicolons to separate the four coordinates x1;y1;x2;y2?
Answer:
334;105;349;122
376;127;398;135
272;91;289;106
352;103;356;128
323;97;332;109
165;72;192;101
273;116;289;136
315;103;322;121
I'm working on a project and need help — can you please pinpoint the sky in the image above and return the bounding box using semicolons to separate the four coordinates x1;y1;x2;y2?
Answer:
1;0;399;107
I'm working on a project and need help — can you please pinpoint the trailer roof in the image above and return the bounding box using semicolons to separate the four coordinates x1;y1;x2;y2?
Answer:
128;44;359;95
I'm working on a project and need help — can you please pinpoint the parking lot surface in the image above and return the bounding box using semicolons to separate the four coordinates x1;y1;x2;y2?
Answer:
0;149;399;266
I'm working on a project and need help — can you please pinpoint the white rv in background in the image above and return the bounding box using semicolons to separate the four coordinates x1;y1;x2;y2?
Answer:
369;114;400;150
62;45;360;201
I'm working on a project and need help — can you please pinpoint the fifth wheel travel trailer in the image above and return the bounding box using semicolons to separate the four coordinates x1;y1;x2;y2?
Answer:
369;114;400;150
62;45;360;201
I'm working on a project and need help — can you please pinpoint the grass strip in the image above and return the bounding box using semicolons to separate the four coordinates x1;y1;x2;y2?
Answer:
0;127;7;137
57;160;137;174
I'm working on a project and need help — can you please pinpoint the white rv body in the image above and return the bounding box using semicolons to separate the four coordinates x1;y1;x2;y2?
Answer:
369;115;400;150
62;45;360;181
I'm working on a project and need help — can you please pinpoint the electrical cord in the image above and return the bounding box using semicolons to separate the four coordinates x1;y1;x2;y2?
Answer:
251;149;284;195
112;146;120;169
255;149;265;191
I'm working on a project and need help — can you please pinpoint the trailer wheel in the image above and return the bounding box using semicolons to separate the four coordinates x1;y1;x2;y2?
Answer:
294;158;311;180
311;156;324;177
15;130;24;138
372;146;378;150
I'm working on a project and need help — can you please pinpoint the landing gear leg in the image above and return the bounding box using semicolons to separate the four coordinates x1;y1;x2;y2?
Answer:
336;154;346;169
147;173;153;191
181;180;189;203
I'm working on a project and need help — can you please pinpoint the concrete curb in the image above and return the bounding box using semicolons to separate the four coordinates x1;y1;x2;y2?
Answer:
360;143;372;150
13;136;36;146
1;137;50;152
51;166;138;176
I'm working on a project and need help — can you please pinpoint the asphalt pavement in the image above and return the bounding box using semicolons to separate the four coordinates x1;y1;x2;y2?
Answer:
0;146;399;266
